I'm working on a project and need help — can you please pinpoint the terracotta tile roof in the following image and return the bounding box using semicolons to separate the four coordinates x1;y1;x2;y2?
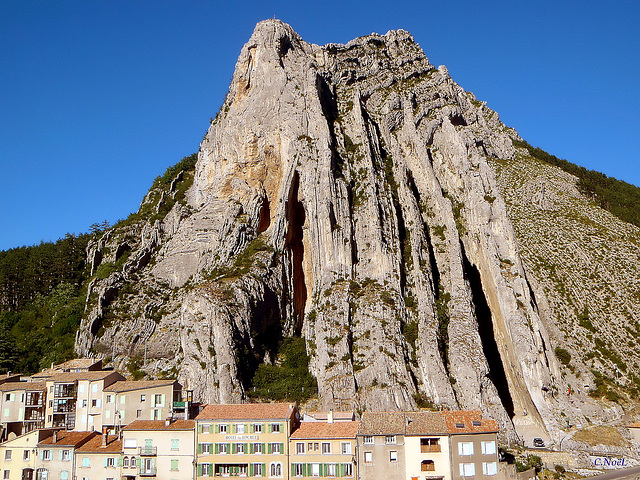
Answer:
105;380;179;393
443;410;498;434
50;371;123;383
123;420;195;431
358;412;408;435
0;381;45;392
38;431;97;447
76;435;123;453
196;403;296;421
304;412;354;421
31;368;57;379
291;421;359;439
358;410;498;436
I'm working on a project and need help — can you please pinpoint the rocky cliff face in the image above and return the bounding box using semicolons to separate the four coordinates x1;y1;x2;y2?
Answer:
76;19;627;443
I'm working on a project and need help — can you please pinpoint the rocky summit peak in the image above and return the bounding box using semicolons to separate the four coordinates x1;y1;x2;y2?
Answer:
75;20;638;446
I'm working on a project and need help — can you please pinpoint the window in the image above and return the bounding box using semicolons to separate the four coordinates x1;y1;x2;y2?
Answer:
236;443;245;454
62;449;70;461
106;394;113;403
42;450;51;461
322;442;331;454
154;394;162;406
385;435;396;444
253;463;263;476
106;457;115;467
123;457;129;467
341;442;352;454
389;451;397;462
218;424;227;433
310;464;320;476
4;394;9;401
293;463;304;476
82;399;87;408
363;435;374;445
136;410;142;418
421;437;441;453
91;399;98;407
296;443;305;454
344;463;353;476
270;462;282;477
171;439;179;451
140;394;146;402
271;443;281;454
421;460;435;472
481;441;496;455
472;420;482;427
23;450;30;461
270;423;281;433
4;450;10;460
201;464;211;476
326;464;337;476
170;459;179;471
236;423;245;433
36;468;48;480
483;462;498;476
253;423;262;433
3;470;8;479
460;463;476;477
124;438;137;449
91;384;98;393
120;395;126;405
364;452;372;463
253;443;263;454
458;442;474;456
130;456;136;467
218;443;228;454
81;458;90;468
238;465;247;476
201;443;211;454
60;470;68;480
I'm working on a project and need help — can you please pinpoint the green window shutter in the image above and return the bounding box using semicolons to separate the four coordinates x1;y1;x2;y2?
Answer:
268;443;272;454
250;424;254;433
198;443;202;454
306;464;311;476
245;423;249;432
280;442;284;454
262;443;265;453
198;424;202;434
231;443;236;454
104;458;107;468
161;394;165;407
244;443;248;453
340;463;345;477
262;464;266;477
292;464;296;477
268;423;272;433
249;463;254;476
59;450;63;461
197;464;202;477
215;424;220;434
215;443;219;454
249;443;254;454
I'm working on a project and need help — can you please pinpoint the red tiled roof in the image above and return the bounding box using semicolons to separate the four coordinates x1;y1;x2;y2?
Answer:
358;410;498;436
443;410;498;434
105;380;179;393
123;420;195;431
76;435;123;453
196;403;296;421
38;431;97;447
50;371;123;382
291;421;359;439
0;381;45;392
304;412;354;421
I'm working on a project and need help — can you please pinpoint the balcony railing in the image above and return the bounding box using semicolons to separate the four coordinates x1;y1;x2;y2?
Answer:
53;403;75;413
173;401;186;408
139;467;157;476
421;445;441;453
138;446;157;456
53;385;76;398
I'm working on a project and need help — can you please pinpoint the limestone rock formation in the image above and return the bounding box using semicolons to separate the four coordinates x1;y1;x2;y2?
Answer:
75;19;616;443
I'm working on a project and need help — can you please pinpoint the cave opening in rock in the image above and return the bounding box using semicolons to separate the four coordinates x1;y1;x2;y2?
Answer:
257;196;271;234
285;171;308;335
460;243;515;418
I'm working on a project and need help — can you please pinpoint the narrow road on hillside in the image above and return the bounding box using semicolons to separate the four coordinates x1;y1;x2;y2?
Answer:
583;466;640;480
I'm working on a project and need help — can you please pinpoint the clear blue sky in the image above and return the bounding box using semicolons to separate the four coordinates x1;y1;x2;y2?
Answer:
1;1;638;251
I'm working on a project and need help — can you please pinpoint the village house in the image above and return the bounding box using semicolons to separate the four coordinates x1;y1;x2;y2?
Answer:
289;415;358;478
102;380;182;428
122;418;196;480
195;403;297;479
75;432;123;480
0;428;54;480
0;382;46;441
357;412;407;480
35;430;96;480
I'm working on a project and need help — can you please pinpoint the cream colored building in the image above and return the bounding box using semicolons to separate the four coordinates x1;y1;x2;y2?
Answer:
102;380;182;428
75;433;123;480
403;412;451;480
0;428;54;480
195;403;298;479
122;419;195;480
35;430;96;480
289;420;358;478
0;382;46;440
44;371;124;431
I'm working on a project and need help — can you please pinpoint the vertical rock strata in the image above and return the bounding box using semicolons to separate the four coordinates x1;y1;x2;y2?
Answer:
76;19;572;441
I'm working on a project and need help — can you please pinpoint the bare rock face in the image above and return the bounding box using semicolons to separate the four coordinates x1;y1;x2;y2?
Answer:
76;19;580;442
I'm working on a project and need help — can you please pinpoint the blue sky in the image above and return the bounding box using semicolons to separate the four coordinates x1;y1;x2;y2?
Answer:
1;1;638;251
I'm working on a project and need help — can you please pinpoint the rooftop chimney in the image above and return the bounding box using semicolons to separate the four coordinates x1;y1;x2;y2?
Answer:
328;409;334;424
165;417;172;427
102;427;108;447
52;431;57;444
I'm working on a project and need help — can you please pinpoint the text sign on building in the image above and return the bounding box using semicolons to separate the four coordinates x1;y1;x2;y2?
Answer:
225;435;259;441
